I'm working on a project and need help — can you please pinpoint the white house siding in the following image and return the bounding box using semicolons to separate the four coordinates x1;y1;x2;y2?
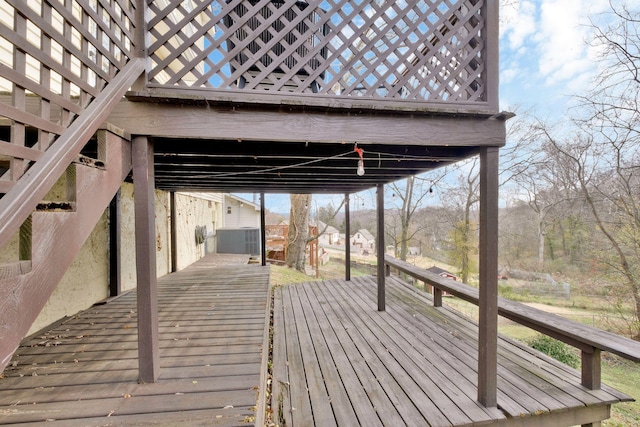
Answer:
223;196;260;228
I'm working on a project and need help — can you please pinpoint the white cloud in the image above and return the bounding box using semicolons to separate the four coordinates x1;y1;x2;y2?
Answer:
500;0;537;50
535;0;610;85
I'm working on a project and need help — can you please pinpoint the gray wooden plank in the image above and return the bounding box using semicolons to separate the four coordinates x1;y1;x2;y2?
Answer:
287;285;337;427
0;375;258;406
271;286;292;427
9;407;255;427
295;284;362;426
280;285;314;426
8;344;261;367
307;281;427;426
299;283;385;426
0;389;256;424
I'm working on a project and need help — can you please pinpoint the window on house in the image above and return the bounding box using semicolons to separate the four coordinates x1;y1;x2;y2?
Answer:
227;207;232;214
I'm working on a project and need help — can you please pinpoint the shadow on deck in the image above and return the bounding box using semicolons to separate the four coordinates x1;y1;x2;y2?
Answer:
273;275;631;427
0;254;270;426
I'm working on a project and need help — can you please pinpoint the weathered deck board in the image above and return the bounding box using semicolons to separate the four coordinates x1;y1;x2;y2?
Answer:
273;276;631;426
0;254;270;426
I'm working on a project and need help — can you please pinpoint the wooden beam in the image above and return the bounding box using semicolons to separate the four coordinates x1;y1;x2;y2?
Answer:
477;146;499;407
345;193;351;281
376;184;385;311
132;136;160;383
108;100;507;147
260;193;266;266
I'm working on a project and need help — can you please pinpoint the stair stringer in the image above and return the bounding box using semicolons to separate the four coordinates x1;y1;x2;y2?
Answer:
0;130;132;373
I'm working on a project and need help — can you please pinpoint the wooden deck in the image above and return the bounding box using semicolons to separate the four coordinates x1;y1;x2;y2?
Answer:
273;275;632;427
0;254;270;426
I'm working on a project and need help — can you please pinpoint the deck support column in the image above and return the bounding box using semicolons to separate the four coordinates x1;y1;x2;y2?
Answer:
345;193;351;281
478;146;499;407
260;192;266;266
376;184;385;311
133;136;160;383
170;192;177;272
109;189;122;296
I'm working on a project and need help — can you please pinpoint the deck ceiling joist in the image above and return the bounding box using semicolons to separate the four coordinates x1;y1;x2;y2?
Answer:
150;137;479;193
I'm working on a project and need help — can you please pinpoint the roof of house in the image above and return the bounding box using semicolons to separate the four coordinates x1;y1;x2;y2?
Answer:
316;220;339;235
426;266;456;276
354;228;375;241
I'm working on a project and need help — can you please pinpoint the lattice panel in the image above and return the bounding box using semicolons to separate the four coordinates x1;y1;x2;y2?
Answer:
0;0;135;194
147;0;486;101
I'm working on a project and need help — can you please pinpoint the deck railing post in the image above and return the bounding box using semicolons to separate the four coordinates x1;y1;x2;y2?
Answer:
376;184;385;311
345;193;351;281
109;189;122;296
260;192;267;266
582;348;602;390
478;146;499;407
433;288;443;307
133;136;160;383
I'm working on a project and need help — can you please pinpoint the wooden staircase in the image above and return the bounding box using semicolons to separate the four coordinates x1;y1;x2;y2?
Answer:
0;50;144;372
0;127;132;372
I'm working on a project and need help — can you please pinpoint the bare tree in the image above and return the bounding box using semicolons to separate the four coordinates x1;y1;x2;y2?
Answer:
386;175;440;261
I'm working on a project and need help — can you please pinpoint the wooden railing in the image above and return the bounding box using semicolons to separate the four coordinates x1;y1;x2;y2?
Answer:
384;255;640;392
144;0;498;111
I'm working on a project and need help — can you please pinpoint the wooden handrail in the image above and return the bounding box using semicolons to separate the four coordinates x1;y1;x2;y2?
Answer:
384;255;640;390
0;58;145;251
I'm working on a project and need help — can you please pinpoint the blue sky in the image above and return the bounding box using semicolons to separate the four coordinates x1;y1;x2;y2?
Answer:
242;0;617;213
499;0;612;117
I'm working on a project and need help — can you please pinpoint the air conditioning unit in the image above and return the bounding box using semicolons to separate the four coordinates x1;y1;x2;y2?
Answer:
216;228;260;255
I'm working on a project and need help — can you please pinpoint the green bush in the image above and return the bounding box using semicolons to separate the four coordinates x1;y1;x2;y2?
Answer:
526;334;580;368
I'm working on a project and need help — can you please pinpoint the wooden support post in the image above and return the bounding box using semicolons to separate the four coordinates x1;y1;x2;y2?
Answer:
345;194;351;281
582;348;602;390
376;184;385;311
170;192;177;273
260;192;266;266
478;146;499;407
109;189;122;296
433;288;443;308
133;136;160;383
581;348;602;427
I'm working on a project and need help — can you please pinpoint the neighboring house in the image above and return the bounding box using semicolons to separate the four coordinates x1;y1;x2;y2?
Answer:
351;229;375;254
223;194;260;228
426;266;457;296
316;221;340;246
